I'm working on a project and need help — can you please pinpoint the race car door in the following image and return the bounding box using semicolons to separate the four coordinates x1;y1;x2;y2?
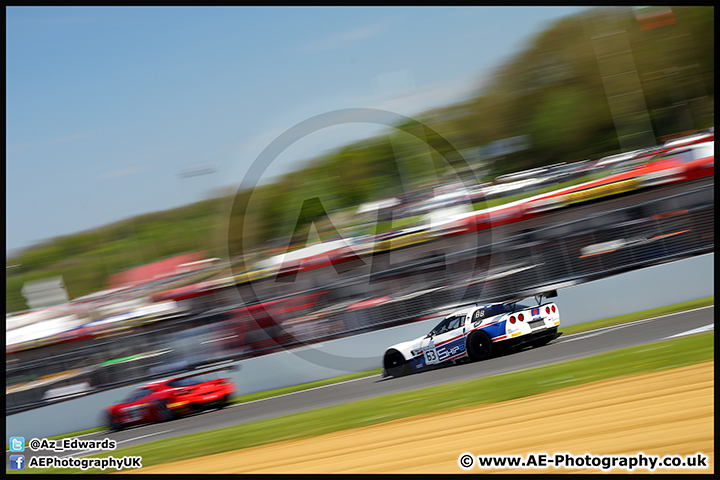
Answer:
421;314;467;366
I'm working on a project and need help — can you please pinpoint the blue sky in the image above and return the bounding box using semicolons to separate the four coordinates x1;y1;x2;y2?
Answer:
6;6;590;255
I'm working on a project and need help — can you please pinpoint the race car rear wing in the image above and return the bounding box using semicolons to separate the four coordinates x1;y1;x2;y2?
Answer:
501;289;557;312
534;289;557;304
460;283;569;316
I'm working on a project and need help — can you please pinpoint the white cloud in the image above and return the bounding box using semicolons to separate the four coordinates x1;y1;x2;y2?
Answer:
98;165;149;180
6;130;101;154
362;73;484;117
297;20;389;53
95;147;180;180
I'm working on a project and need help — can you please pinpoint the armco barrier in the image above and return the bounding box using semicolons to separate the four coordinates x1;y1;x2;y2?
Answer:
5;184;714;414
4;252;714;439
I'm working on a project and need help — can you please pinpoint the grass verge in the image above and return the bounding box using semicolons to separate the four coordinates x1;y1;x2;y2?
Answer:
18;330;713;473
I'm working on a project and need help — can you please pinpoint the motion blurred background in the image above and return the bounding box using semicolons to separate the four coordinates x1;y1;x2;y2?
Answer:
5;6;714;414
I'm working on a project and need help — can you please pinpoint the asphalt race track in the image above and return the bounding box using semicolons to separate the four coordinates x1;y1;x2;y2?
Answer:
30;305;713;459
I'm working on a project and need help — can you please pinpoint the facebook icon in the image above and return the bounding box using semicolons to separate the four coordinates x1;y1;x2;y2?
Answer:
10;455;25;470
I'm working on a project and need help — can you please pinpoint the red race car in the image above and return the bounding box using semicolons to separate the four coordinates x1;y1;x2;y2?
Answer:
103;366;237;431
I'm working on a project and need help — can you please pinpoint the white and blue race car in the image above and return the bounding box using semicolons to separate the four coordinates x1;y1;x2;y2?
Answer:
382;291;562;377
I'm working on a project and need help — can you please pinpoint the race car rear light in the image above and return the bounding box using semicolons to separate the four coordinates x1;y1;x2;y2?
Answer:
518;313;524;321
546;307;550;314
509;316;516;324
551;305;556;313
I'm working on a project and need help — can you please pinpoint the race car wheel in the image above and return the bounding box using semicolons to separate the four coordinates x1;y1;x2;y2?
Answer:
153;400;175;422
106;413;123;432
467;331;493;361
384;350;410;377
217;395;231;410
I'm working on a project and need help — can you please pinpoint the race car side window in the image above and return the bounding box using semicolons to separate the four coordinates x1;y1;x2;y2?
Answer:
432;319;449;336
427;320;443;337
122;387;152;403
503;304;530;313
168;377;199;388
447;315;464;331
194;373;214;384
429;316;458;336
488;304;505;316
